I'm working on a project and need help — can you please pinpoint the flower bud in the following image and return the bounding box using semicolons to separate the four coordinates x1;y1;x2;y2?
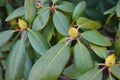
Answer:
18;19;27;30
68;27;78;38
105;54;116;68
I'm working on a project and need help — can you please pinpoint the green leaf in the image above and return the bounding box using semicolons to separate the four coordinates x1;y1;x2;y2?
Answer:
23;53;32;80
28;43;70;80
5;2;14;15
0;30;13;47
116;0;120;17
106;77;116;80
0;0;4;7
72;1;86;21
104;7;116;15
52;0;58;4
5;39;26;80
109;65;120;79
90;44;107;59
114;39;120;56
32;8;50;30
6;6;24;21
104;13;115;27
53;11;69;36
74;42;93;74
42;22;54;42
77;69;102;80
24;0;36;24
77;17;101;29
81;30;112;46
63;64;81;79
27;29;49;55
57;1;75;13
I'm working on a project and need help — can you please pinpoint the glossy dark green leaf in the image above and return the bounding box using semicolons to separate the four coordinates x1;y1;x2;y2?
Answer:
28;43;70;80
63;64;81;79
57;1;75;13
74;42;93;74
72;1;86;21
32;8;50;30
109;65;120;79
0;30;13;47
24;0;36;24
90;44;107;59
116;0;120;17
53;11;69;36
5;39;26;80
81;30;112;46
77;17;101;29
77;69;102;80
6;6;24;21
104;7;116;15
27;29;49;55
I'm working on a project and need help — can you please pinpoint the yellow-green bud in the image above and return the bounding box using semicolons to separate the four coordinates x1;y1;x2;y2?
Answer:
68;27;78;38
105;54;116;68
18;19;27;30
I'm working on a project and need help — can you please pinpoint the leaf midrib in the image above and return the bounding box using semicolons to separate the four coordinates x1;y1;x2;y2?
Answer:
38;44;66;79
12;40;23;76
29;30;46;52
81;32;108;45
55;11;68;35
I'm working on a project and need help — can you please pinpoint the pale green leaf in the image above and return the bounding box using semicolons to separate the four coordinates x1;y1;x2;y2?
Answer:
63;64;81;79
74;42;93;74
0;30;13;47
90;43;107;59
109;65;120;79
116;0;120;17
77;17;101;29
28;43;70;80
57;1;75;13
81;30;112;46
104;7;116;15
6;6;24;21
27;29;49;55
23;53;32;80
32;8;50;30
24;0;36;24
73;1;86;21
53;11;69;36
77;69;102;80
5;39;26;80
